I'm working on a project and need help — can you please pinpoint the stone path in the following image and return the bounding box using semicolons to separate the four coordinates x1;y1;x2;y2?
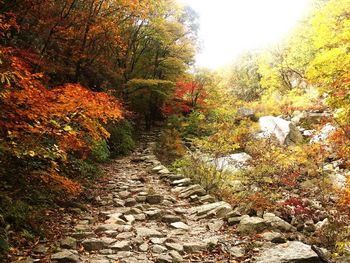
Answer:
49;133;326;263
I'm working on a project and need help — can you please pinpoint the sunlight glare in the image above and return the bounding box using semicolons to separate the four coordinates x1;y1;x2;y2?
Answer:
178;0;311;69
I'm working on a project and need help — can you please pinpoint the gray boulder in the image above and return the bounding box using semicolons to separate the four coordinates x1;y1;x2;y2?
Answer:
256;241;321;263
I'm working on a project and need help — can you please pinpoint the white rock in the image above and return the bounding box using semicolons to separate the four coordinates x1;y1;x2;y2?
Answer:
259;116;303;145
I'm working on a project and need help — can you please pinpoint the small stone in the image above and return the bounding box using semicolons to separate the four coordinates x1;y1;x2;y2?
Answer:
123;214;135;224
95;224;120;233
183;242;207;253
203;236;219;247
170;222;189;230
229;246;245;258
237;216;268;235
110;240;131;251
146;194;164;204
71;231;96;239
151;238;167;244
171;178;191;186
162;214;181;223
135;196;147;202
82;237;114;251
261;232;286;243
199;195;216;203
118;191;131;199
134;213;146;221
152;244;167;253
145;209;163;220
165;243;184;252
51;250;79;263
207;220;224;231
60;237;77;249
136;227;164;238
139;243;149;252
125;198;137;207
117;232;134;239
228;216;243;225
263;213;295;232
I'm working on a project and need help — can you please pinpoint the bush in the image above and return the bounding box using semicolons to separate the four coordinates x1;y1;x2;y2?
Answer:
89;140;110;163
107;120;136;157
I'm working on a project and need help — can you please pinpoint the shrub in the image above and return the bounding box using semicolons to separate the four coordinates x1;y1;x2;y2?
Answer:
89;139;110;163
107;120;135;157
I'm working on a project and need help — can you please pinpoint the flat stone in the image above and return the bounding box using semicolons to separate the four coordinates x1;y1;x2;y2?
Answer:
151;238;167;244
170;222;189;230
153;165;167;172
203;236;219;247
125;198;137;207
199;195;216;203
136;227;164;238
261;231;286;243
116;232;134;239
183;242;207;253
263;213;295;232
146;194;164;204
162;214;181;223
237;216;269;235
51;250;79;262
165;243;184;252
171;178;191;186
145;209;163;220
134;213;146;221
178;184;206;198
207;220;224;231
71;231;96;239
152;244;167;253
229;246;245;258
228;216;244;225
60;237;77;249
118;191;131;199
95;224;121;233
82;237;114;251
191;201;232;219
256;241;321;263
110;240;131;251
123;214;135;224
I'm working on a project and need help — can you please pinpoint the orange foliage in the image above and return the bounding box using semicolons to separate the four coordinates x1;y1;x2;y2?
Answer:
0;13;123;194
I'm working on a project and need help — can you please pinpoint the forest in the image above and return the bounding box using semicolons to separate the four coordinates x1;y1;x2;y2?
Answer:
1;0;350;262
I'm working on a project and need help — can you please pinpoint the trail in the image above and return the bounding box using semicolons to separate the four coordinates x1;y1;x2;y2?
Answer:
48;132;326;263
50;132;249;263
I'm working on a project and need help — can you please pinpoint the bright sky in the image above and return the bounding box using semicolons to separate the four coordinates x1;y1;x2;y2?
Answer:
178;0;312;69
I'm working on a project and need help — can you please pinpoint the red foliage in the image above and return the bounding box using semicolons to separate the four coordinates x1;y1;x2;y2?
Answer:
163;81;207;115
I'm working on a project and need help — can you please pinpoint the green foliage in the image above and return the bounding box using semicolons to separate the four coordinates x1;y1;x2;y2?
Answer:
174;155;232;193
107;120;135;157
89;140;110;163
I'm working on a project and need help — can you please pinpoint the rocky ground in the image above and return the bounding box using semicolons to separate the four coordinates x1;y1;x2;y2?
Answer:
13;132;333;263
